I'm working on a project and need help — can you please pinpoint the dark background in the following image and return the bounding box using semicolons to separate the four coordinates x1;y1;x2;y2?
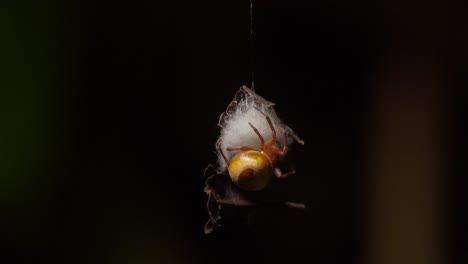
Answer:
1;0;467;263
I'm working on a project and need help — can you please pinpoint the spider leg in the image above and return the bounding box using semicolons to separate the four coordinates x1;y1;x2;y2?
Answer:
278;129;288;156
274;167;296;179
216;142;229;165
253;107;276;147
226;146;255;151
248;122;265;149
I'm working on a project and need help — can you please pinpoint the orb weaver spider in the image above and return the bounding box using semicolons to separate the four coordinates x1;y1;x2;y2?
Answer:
203;86;305;234
217;106;296;191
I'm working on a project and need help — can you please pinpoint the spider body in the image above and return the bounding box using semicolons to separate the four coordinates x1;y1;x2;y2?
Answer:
218;108;294;191
228;151;272;191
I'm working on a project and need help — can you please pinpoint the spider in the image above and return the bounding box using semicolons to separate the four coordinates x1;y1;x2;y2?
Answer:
218;108;295;191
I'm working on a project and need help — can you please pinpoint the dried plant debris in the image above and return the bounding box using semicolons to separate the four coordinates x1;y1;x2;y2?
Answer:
204;86;305;234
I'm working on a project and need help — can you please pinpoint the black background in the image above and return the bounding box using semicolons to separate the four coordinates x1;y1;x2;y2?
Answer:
2;0;467;263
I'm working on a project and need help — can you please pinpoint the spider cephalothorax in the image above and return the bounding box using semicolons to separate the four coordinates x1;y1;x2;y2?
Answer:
218;108;295;191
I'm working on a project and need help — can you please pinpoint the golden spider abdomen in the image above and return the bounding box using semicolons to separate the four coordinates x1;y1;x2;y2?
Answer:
228;150;273;191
